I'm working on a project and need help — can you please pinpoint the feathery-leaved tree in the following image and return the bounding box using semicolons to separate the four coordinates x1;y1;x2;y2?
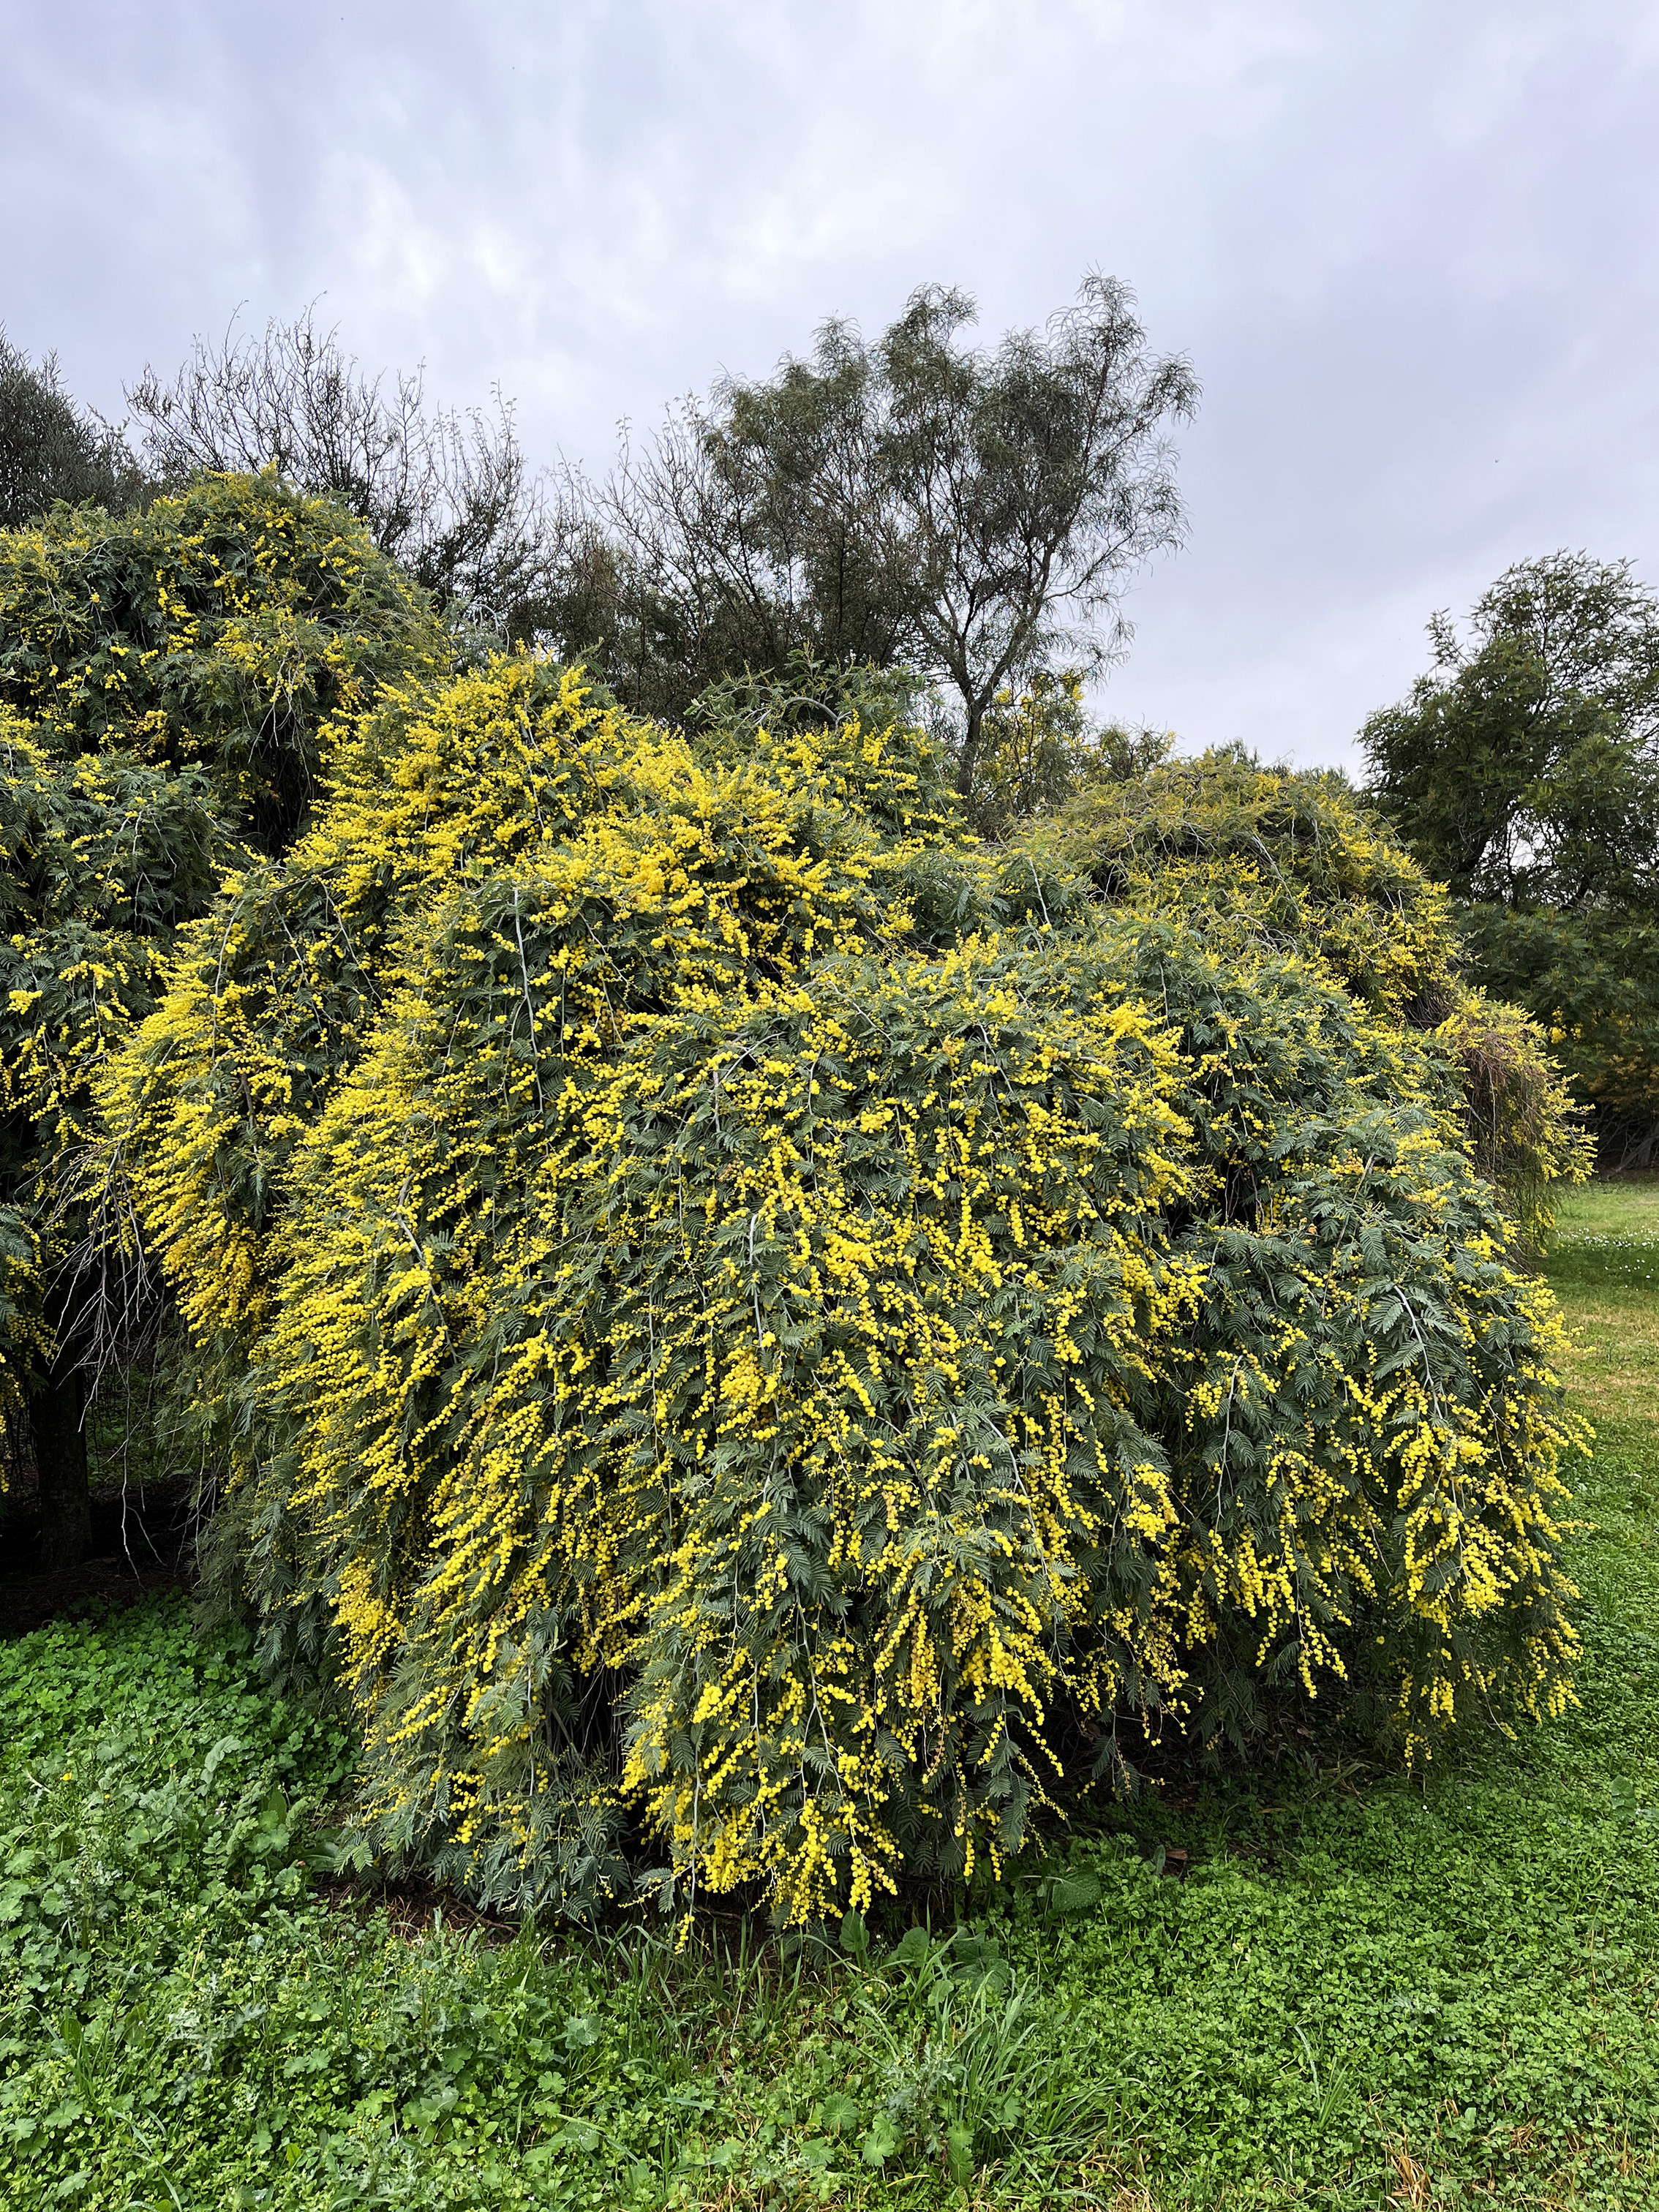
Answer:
563;275;1197;796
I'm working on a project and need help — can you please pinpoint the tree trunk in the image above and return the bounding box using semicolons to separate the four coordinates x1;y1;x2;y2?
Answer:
31;1351;91;1573
956;701;983;801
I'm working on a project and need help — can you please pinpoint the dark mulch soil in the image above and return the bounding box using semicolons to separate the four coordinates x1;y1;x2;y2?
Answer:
313;1870;522;1946
0;1472;197;1639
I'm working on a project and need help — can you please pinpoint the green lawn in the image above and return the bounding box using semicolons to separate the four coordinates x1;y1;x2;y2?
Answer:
1;1186;1655;2211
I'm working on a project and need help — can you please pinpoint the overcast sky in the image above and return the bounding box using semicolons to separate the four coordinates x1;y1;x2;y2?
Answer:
5;0;1658;769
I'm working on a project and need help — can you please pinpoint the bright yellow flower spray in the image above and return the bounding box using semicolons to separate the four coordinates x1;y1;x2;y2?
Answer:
104;658;1586;1922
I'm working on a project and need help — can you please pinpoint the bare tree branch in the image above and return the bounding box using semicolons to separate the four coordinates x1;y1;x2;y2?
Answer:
127;308;570;637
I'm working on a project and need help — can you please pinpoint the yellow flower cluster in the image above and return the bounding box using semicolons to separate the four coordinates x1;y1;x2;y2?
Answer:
0;473;452;1432
1026;746;1593;1236
0;470;448;854
104;658;1586;1920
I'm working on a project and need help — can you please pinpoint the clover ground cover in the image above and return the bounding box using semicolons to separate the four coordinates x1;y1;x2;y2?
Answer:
0;1181;1654;2209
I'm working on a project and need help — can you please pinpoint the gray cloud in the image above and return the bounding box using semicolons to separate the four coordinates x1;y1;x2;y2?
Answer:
5;0;1658;766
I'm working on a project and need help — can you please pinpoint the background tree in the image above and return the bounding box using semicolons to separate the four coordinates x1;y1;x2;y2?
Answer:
560;274;1197;792
1363;554;1659;1167
0;331;145;527
127;309;565;639
968;666;1174;833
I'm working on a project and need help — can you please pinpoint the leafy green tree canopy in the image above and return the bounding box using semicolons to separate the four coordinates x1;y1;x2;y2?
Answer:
0;331;145;529
1362;553;1659;909
563;275;1197;794
0;716;219;1564
1362;554;1659;1163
